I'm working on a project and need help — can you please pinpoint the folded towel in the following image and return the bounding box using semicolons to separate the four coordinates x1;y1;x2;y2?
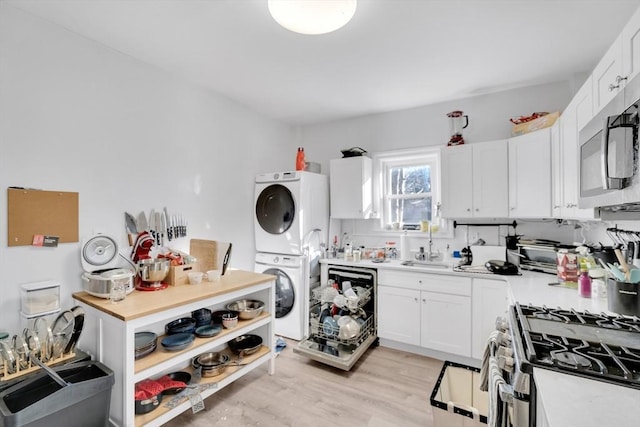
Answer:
480;330;500;392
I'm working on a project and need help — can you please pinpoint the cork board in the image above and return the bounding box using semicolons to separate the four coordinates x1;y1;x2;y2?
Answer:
7;188;79;246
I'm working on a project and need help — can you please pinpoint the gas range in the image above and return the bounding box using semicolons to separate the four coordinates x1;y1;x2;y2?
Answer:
510;303;640;390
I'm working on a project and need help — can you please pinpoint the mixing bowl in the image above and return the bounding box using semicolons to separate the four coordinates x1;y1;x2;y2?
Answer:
226;299;265;320
138;259;170;283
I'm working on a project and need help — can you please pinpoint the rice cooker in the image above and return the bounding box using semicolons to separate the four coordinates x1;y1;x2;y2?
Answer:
81;234;135;298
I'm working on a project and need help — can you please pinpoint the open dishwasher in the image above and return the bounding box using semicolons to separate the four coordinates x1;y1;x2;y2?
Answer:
294;265;377;370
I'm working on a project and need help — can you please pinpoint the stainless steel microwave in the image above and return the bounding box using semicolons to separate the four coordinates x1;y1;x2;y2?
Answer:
578;76;640;213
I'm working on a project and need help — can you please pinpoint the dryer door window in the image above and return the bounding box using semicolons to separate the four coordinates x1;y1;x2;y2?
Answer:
264;267;295;318
256;184;295;235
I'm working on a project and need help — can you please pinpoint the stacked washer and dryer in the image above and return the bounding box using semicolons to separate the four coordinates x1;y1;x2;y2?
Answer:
254;171;328;340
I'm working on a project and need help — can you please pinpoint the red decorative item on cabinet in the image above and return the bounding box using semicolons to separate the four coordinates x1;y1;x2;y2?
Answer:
296;147;306;171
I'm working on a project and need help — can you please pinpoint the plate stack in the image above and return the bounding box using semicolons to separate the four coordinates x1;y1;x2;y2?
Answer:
135;332;158;359
161;333;195;352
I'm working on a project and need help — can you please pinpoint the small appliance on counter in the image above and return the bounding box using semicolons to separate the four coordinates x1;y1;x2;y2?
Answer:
516;238;576;275
81;234;135;298
446;110;469;146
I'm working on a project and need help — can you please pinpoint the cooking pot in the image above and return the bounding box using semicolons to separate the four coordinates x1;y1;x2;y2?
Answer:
135;391;163;415
81;268;134;298
195;352;230;377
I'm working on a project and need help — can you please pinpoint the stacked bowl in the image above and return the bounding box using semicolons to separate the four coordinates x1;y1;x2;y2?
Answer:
192;308;212;327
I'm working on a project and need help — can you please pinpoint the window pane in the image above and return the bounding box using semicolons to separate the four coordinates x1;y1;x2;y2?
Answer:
388;196;432;225
390;165;431;195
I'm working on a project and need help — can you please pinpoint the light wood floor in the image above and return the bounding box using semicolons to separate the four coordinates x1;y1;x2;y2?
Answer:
163;340;445;426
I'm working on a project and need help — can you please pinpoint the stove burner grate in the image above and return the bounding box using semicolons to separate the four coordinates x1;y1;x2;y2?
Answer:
551;351;593;370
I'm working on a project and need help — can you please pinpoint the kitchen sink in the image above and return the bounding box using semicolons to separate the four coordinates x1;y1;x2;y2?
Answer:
400;260;452;270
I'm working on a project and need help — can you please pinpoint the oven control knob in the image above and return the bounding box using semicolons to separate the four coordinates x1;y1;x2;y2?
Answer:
499;355;515;373
495;317;509;332
497;346;513;358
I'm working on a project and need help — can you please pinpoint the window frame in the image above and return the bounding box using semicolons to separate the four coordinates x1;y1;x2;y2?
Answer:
373;147;451;236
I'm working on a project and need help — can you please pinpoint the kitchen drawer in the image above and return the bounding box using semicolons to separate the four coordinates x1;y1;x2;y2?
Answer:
378;270;471;296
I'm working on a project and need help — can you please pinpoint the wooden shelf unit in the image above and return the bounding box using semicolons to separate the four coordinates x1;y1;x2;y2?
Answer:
73;270;276;427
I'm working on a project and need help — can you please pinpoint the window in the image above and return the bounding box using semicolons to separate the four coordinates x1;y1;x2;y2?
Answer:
375;148;442;231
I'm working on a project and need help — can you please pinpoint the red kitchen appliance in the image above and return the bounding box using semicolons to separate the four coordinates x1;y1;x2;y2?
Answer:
447;110;469;146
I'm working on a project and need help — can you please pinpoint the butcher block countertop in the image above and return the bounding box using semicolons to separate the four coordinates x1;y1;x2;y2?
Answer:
72;269;275;321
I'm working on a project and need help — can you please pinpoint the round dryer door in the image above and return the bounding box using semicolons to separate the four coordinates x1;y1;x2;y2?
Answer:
264;268;295;319
255;184;295;235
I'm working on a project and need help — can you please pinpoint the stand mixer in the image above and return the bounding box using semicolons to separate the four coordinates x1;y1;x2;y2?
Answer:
131;231;170;291
447;110;469;146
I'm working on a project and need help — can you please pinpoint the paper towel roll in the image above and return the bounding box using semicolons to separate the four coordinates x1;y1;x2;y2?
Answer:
470;245;506;266
400;232;409;261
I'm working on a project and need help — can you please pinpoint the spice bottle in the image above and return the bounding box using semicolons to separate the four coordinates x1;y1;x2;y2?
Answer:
296;147;306;171
578;268;592;298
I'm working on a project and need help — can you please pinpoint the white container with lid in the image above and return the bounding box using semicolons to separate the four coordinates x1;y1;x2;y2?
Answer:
20;280;61;318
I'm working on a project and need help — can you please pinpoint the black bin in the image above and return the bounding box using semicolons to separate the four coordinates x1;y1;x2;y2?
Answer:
0;361;114;427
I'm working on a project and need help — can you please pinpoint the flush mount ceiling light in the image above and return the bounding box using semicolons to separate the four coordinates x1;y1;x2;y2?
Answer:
268;0;357;35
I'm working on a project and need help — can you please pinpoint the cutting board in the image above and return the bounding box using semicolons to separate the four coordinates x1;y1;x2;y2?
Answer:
470;245;506;266
190;239;231;273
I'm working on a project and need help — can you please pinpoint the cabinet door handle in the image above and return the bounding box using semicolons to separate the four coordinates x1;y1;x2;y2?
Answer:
414;297;418;302
466;208;471;212
609;75;628;91
475;208;479;212
422;298;426;303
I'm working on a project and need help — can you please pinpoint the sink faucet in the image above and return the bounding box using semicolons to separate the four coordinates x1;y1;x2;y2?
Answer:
426;226;440;260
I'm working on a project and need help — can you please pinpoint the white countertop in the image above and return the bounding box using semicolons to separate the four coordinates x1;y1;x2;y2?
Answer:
321;258;634;427
321;258;612;313
534;368;640;427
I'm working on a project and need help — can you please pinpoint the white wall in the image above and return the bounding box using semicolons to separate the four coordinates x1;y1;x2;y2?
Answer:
298;82;583;254
0;5;294;333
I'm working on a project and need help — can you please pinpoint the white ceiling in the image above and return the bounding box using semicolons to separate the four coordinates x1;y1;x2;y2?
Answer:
6;0;640;125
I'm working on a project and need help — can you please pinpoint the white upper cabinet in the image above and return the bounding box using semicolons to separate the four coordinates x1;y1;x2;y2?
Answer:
330;156;374;219
574;74;594;132
558;79;597;220
441;140;508;219
593;34;624;112
551;119;563;218
441;144;473;218
622;6;640;84
508;128;552;218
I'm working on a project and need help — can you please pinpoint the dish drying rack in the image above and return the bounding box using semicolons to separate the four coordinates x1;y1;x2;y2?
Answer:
0;351;76;382
309;285;374;346
1;312;79;382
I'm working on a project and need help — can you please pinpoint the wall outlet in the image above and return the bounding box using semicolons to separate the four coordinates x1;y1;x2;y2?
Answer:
470;232;479;243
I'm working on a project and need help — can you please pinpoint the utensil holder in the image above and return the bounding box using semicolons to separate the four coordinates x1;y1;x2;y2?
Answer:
607;279;640;316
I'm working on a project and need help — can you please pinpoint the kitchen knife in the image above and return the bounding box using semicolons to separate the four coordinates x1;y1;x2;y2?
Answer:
137;211;149;232
161;211;167;246
125;212;138;246
149;209;156;244
221;243;232;275
155;212;163;246
164;207;172;241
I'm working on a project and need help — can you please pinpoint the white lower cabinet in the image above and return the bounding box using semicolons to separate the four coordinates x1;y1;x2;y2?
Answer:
378;270;471;358
420;291;471;356
471;278;509;360
377;285;420;345
378;270;508;360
